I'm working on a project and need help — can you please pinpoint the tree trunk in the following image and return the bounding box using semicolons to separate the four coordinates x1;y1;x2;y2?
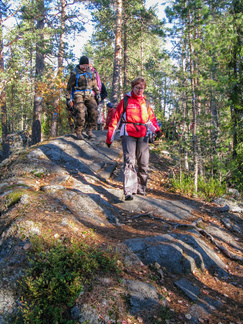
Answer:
50;0;66;137
111;0;122;106
31;0;45;145
182;40;189;172
194;10;203;178
188;8;198;192
0;9;9;159
163;75;167;117
58;0;65;69
140;30;143;76
123;14;128;93
230;0;243;158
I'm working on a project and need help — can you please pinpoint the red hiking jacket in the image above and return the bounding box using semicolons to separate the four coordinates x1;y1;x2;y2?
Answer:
106;91;160;144
104;108;116;130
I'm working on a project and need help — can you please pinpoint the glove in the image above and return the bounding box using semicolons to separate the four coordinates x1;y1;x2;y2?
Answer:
148;133;155;144
95;93;101;104
66;98;73;111
155;130;162;140
106;143;111;148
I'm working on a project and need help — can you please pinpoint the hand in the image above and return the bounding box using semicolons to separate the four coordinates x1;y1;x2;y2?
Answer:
155;130;162;140
66;98;73;111
95;93;101;104
148;133;155;144
106;143;111;148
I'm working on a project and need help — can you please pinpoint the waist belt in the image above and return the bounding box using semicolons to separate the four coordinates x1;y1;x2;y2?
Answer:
122;121;147;132
74;89;93;96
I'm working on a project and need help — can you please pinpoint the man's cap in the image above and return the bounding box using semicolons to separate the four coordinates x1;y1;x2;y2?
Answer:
79;56;89;65
107;102;113;108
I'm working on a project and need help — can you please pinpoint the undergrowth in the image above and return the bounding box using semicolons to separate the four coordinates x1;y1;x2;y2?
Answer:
153;140;232;200
5;189;26;208
14;236;121;324
168;173;227;200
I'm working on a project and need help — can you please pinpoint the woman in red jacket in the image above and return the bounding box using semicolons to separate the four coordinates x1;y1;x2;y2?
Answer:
106;77;161;201
104;102;116;130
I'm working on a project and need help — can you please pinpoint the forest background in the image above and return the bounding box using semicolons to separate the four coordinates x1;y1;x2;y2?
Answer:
0;0;242;195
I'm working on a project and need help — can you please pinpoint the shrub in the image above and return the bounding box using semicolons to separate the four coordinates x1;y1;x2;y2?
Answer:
198;177;226;200
169;173;226;200
169;173;194;196
17;236;120;323
229;143;243;192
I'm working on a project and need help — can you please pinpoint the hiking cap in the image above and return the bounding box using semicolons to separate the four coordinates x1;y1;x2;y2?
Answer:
79;56;89;65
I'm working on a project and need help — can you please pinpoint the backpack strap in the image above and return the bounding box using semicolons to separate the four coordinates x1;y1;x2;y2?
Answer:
75;73;80;87
123;96;129;115
71;72;92;98
145;99;149;109
122;97;150;131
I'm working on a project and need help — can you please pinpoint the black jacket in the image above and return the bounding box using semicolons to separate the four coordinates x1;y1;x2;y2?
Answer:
101;83;108;100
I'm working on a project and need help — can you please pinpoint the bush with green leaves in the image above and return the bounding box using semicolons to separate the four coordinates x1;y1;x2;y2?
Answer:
230;142;243;192
169;173;226;200
198;177;227;200
169;173;193;196
17;236;120;323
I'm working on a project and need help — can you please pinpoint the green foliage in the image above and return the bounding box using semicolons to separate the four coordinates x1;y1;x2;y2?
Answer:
227;142;243;192
198;177;227;200
5;190;25;208
2;0;242;193
169;173;194;196
17;236;120;323
169;173;226;201
155;304;170;324
31;170;44;178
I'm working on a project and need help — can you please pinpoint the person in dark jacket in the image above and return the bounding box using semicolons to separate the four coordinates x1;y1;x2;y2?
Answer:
97;83;108;130
66;56;101;140
106;77;161;200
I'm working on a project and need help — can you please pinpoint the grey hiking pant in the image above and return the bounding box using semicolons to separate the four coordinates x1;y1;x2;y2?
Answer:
121;135;149;196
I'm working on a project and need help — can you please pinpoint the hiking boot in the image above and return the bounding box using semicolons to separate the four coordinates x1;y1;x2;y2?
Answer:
76;133;84;140
125;195;133;201
87;129;95;139
137;191;146;196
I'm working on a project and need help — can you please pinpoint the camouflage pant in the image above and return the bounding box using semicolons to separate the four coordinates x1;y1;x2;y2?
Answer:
66;110;75;132
73;93;98;133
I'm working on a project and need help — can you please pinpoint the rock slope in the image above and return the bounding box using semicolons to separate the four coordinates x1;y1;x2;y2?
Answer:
0;131;242;324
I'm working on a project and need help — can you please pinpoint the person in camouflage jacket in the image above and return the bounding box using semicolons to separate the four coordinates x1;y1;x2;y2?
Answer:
66;56;101;140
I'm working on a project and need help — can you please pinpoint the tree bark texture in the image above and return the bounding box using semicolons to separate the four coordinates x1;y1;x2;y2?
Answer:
111;0;122;106
51;0;66;137
0;9;9;159
31;0;45;145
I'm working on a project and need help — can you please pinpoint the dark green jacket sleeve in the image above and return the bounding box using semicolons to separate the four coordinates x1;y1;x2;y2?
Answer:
66;71;76;99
